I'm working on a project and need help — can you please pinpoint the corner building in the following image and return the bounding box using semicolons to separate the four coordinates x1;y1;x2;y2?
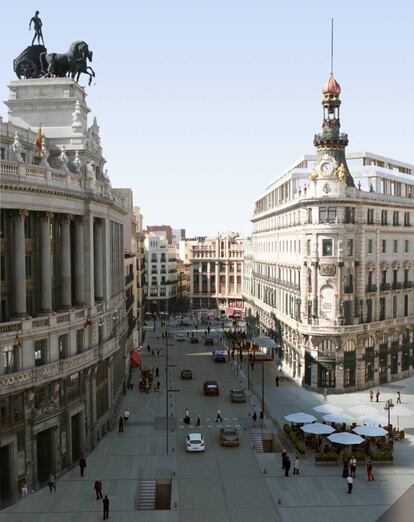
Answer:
243;74;414;392
0;78;130;505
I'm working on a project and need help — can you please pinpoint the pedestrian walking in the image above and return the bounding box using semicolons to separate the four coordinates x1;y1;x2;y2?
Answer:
185;408;190;419
103;494;110;519
118;416;124;433
367;461;375;481
20;477;28;498
342;458;349;478
196;413;201;427
369;389;374;402
94;478;103;499
155;367;159;378
376;389;380;402
252;411;257;424
215;409;223;423
147;344;150;353
397;391;402;404
281;449;287;470
346;475;353;493
79;456;87;477
293;456;299;475
259;410;264;424
123;409;130;425
275;376;279;387
323;388;328;401
284;456;291;477
48;472;56;493
349;456;357;477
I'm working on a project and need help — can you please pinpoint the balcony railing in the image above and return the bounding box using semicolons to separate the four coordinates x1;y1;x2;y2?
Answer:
380;283;391;291
344;285;353;294
366;284;377;293
392;282;402;290
404;281;413;288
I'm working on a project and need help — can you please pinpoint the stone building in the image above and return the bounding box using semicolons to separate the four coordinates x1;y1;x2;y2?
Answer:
243;73;414;392
0;78;132;505
183;234;245;314
134;207;145;344
144;233;177;313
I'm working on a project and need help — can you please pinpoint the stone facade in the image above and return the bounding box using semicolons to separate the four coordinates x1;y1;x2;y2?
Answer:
182;234;245;313
0;78;132;506
144;233;177;313
243;75;414;393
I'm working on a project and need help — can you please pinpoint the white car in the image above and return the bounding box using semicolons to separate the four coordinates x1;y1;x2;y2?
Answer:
175;333;186;342
186;433;205;452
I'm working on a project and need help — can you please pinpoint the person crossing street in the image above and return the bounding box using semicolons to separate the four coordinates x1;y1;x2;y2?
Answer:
215;409;223;423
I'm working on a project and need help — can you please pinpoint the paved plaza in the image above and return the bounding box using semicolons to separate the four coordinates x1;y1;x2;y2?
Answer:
2;323;414;522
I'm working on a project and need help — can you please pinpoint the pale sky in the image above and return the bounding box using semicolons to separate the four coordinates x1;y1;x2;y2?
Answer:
1;1;412;237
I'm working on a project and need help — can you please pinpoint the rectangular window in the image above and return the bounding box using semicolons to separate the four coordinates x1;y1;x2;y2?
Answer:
322;239;333;256
404;212;410;226
367;209;374;225
25;254;32;278
76;329;84;355
34;339;47;367
328;208;337;223
0;147;5;160
59;334;69;360
381;210;388;225
346;239;354;256
0;255;5;281
3;344;16;374
0;212;5;238
382;240;386;253
24;214;33;239
393;211;399;226
382;270;387;285
404;294;409;317
319;208;327;224
405;240;409;254
368;239;373;254
393;295;398;318
380;297;386;321
344;207;355;224
394;240;398;253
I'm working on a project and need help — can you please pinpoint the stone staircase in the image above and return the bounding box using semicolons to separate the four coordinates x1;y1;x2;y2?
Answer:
137;480;156;510
250;431;264;452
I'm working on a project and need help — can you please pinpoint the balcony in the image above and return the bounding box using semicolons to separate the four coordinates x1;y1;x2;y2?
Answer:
344;285;353;294
403;281;413;289
392;282;402;290
366;284;377;293
380;283;391;291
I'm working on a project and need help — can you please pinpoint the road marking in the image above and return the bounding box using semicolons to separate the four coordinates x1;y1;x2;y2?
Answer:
206;418;211;421
207;425;212;428
232;417;237;420
235;424;241;427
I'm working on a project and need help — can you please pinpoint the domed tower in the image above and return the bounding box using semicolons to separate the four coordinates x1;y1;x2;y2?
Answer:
310;72;355;188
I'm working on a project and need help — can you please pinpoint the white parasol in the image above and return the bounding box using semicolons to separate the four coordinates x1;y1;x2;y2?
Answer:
284;412;317;424
353;425;388;437
359;415;388;426
327;432;364;445
301;423;335;435
322;413;353;425
313;404;344;414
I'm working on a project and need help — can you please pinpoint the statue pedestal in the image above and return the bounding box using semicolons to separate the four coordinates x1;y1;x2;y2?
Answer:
6;77;90;154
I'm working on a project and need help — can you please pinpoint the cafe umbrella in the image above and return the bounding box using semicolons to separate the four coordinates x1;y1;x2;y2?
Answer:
284;412;317;424
322;413;353;425
301;423;335;435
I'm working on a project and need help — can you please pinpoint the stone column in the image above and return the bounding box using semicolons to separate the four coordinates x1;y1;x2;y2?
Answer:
94;219;104;301
311;262;318;318
74;217;85;306
40;212;53;313
198;263;202;293
207;262;211;293
60;215;72;308
13;209;27;317
233;261;237;296
215;262;219;295
225;263;230;297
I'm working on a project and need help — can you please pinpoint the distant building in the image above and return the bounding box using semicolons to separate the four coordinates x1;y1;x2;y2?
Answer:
144;233;177;313
172;228;186;245
146;225;172;244
134;207;145;344
182;234;245;313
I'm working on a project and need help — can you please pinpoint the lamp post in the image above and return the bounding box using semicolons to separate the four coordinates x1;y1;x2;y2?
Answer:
384;399;394;428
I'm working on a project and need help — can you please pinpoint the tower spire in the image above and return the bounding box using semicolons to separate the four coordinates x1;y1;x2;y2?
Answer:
330;18;334;75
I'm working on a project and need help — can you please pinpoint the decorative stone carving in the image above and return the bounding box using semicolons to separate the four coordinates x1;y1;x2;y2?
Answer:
86;161;96;189
73;150;82;172
58;145;69;171
72;100;83;131
11;131;23;161
319;264;336;276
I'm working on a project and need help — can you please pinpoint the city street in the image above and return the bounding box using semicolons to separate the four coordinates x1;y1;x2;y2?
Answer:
2;321;414;521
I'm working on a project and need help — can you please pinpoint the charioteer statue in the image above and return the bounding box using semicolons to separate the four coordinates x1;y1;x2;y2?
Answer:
14;11;95;86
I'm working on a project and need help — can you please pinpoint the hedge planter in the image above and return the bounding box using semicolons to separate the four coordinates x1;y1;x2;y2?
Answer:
315;453;338;466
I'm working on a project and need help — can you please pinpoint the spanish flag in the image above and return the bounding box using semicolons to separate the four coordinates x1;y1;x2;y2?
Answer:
34;126;43;156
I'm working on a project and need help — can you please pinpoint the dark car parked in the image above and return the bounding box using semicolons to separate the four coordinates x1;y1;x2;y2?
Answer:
203;380;219;396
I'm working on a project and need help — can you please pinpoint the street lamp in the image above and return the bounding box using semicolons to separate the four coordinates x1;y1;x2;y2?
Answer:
384;399;394;428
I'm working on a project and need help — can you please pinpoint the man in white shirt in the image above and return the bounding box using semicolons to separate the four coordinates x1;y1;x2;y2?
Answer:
123;409;130;426
346;475;353;494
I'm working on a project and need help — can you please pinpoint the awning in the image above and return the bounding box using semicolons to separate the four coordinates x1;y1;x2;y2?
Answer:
130;351;141;367
251;336;278;349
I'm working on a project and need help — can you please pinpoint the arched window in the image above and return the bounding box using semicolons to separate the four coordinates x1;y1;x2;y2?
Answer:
391;331;399;343
318;340;335;352
365;336;374;348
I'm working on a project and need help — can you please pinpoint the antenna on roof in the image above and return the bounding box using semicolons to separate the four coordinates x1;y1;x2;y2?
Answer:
330;18;334;75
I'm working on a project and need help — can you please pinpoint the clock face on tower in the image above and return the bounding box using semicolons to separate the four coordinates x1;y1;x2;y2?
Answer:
318;156;336;177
